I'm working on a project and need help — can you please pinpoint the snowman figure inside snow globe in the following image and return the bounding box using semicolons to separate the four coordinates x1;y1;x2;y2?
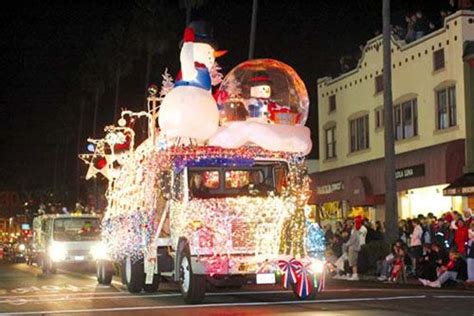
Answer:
247;72;273;122
217;59;309;126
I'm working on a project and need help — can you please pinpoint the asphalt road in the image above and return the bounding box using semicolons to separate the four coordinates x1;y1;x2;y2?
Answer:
0;262;473;315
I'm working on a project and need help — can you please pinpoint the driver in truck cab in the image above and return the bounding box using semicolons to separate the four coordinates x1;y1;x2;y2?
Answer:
245;170;270;195
189;173;209;198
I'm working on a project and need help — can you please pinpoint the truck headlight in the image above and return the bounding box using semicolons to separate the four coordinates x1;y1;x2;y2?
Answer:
91;242;108;260
49;243;66;262
310;259;325;274
18;244;26;252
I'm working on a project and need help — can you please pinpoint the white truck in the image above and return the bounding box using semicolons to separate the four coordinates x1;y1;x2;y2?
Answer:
31;214;102;274
82;53;325;303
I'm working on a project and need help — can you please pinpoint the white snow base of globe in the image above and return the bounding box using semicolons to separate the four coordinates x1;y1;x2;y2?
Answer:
158;86;219;141
209;121;312;155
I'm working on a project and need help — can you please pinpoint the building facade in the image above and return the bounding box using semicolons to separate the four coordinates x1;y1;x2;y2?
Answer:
312;10;474;222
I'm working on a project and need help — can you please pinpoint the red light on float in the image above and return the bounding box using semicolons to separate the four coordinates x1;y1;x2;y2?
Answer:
96;158;107;169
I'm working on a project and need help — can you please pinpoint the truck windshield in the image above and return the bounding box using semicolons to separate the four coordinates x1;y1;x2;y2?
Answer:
53;218;101;242
188;161;288;199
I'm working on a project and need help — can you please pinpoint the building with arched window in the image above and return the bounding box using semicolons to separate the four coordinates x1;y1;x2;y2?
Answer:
312;10;474;221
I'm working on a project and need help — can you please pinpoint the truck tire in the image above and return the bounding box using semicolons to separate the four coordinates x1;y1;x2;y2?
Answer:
41;258;56;274
143;272;160;293
179;246;205;304
124;257;144;293
97;260;113;285
41;258;48;274
50;263;57;274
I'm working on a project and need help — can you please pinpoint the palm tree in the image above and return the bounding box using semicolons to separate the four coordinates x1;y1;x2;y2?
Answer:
248;0;258;59
101;23;134;122
131;0;178;107
78;49;106;209
79;48;106;138
179;0;207;27
383;0;398;243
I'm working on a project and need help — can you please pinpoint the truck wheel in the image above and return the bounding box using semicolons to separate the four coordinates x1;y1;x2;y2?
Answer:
50;263;57;274
124;257;144;293
97;260;113;285
143;272;160;293
179;246;205;304
41;261;48;274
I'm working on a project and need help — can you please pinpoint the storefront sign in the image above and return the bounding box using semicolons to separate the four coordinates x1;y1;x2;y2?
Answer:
316;181;344;195
395;164;425;180
444;186;474;195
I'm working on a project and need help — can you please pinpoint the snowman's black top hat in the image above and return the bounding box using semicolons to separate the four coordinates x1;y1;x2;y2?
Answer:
179;20;219;49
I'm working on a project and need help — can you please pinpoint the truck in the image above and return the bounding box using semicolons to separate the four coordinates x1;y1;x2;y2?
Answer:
31;214;102;274
81;28;325;303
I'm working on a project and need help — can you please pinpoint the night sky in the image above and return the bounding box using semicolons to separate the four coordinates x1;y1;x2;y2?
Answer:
0;0;448;211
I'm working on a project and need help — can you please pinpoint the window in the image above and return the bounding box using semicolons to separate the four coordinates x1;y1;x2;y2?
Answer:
436;86;457;129
189;170;220;198
375;75;384;93
325;126;336;159
375;108;384;129
329;95;336;112
350;115;369;152
225;170;250;189
394;99;418;140
54;218;101;242
433;49;445;71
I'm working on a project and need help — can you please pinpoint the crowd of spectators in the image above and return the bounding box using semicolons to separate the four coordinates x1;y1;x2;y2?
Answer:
338;0;474;74
392;209;474;287
323;208;474;288
324;215;384;281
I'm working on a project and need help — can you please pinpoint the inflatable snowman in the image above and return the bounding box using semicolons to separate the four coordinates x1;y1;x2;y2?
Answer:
158;22;226;142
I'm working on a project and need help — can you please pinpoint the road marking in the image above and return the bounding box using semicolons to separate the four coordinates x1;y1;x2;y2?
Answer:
0;288;375;302
0;291;128;300
4;295;427;314
432;295;474;299
0;287;435;301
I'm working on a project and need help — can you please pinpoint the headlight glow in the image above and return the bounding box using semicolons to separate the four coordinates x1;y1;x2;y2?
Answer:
48;243;67;262
310;259;325;274
91;242;108;260
18;244;26;252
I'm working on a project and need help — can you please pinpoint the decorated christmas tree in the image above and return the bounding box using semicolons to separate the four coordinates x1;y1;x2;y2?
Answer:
159;68;174;97
210;61;224;86
224;75;242;98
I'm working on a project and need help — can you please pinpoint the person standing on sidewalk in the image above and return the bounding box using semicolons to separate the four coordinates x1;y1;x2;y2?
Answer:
467;222;474;282
410;218;423;273
345;217;362;281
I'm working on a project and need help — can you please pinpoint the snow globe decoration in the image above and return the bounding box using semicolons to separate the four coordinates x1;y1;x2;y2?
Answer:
217;59;309;126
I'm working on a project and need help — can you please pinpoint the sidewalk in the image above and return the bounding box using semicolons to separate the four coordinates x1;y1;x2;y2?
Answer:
329;274;474;291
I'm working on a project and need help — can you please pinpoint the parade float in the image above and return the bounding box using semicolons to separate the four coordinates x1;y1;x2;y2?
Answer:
80;23;325;303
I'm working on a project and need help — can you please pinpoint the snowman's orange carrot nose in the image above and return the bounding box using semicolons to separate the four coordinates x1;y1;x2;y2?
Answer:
214;50;227;58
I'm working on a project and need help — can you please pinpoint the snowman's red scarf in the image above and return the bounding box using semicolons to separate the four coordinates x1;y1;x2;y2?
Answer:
175;62;207;81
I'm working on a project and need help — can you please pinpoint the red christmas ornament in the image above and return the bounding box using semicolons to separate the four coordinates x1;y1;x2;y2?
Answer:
96;158;107;169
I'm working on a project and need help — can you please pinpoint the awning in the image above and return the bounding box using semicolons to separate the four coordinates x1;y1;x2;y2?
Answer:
443;173;474;196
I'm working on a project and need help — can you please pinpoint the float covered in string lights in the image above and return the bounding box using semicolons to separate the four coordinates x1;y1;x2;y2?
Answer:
80;56;324;299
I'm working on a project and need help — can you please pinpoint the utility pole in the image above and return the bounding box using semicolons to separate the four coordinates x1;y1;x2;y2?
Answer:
383;0;398;243
248;0;258;59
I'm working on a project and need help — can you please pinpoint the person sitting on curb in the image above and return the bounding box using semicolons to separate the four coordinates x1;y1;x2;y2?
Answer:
418;249;467;288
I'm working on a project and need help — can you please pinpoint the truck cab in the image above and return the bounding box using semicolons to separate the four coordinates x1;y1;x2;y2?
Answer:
32;214;101;274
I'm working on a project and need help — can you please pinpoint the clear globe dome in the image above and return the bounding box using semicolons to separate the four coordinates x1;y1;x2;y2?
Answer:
217;59;309;126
